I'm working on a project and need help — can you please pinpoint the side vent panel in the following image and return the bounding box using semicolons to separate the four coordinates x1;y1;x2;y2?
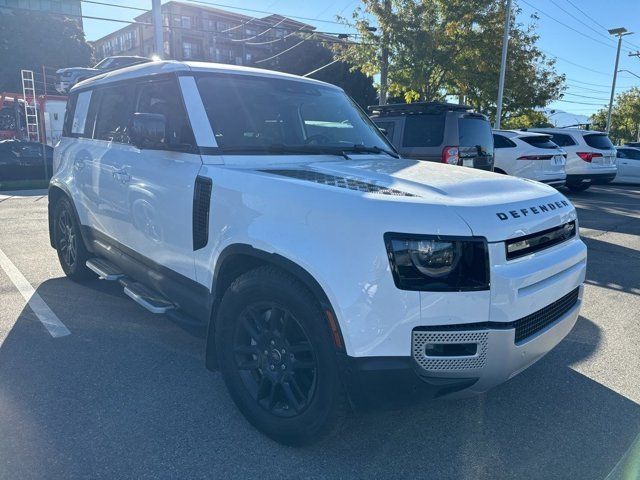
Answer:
193;176;212;250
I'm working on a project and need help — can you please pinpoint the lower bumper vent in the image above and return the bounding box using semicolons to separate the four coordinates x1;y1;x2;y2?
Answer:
412;331;488;372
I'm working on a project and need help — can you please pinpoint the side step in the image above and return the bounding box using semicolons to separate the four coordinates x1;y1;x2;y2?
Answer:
122;280;175;314
86;258;125;281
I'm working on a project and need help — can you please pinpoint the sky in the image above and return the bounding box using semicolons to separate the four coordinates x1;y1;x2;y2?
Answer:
81;0;640;119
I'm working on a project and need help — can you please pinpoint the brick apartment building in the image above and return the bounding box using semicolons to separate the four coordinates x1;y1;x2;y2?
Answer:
93;1;333;66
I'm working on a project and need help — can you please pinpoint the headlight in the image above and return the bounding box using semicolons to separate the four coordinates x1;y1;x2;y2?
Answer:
384;233;489;292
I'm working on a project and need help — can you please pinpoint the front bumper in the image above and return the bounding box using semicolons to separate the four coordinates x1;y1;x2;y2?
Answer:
340;285;582;408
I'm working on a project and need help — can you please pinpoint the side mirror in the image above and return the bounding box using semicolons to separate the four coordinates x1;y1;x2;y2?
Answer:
129;112;166;149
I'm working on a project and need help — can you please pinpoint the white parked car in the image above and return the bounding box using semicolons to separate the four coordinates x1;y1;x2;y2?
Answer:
49;61;587;445
529;128;617;192
492;130;566;186
613;146;640;184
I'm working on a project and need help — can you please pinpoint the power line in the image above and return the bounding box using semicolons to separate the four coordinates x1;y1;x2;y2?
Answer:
81;0;146;12
566;77;637;88
563;0;640;51
254;35;311;64
548;0;615;45
554;98;608;106
303;59;340;77
562;92;610;101
541;48;613;76
520;0;617;50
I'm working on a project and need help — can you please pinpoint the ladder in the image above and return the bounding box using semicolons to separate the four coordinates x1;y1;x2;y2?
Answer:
20;69;40;142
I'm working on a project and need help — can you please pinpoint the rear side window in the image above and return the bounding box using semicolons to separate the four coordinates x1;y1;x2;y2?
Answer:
63;90;92;137
459;116;493;155
520;135;558;149
375;121;395;142
402;114;445;147
493;134;516;148
94;85;135;142
135;79;195;147
584;133;614;150
548;133;575;147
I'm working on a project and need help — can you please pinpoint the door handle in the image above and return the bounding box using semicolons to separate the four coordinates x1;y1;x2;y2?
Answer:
113;168;131;184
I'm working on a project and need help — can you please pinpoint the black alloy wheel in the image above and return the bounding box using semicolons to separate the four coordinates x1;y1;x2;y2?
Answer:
233;302;317;417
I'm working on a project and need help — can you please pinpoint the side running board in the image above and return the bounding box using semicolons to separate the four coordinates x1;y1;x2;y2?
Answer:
86;258;124;280
122;280;175;314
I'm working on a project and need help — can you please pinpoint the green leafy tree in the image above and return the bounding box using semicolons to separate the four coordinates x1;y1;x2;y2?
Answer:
591;88;640;144
501;110;553;129
0;11;93;92
335;0;564;119
260;38;377;108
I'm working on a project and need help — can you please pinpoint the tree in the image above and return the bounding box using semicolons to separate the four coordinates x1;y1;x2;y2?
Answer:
335;0;564;119
0;11;93;92
259;38;377;108
591;88;640;144
501;110;552;129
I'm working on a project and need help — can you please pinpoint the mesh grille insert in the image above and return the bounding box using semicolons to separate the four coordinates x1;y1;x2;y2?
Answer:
513;287;580;343
192;176;212;250
261;169;417;197
412;330;488;372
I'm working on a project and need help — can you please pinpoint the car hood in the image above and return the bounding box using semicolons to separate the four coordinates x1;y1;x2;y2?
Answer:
56;67;99;75
306;157;577;242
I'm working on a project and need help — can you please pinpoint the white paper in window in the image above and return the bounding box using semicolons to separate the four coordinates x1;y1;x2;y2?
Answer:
71;90;92;135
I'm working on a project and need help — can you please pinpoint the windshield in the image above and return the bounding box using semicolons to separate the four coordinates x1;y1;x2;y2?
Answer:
94;58;112;69
520;135;559;149
196;73;394;155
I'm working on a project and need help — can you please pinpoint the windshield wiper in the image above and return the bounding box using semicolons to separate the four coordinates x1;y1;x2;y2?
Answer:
341;144;400;158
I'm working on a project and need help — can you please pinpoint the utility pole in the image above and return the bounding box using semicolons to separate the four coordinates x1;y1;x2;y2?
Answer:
606;28;632;134
494;0;512;129
378;0;391;105
152;0;164;59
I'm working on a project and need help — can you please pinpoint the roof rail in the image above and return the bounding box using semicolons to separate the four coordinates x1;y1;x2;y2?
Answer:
367;101;473;116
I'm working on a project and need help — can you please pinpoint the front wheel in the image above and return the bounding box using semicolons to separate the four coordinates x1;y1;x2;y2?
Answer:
53;197;94;281
215;266;347;445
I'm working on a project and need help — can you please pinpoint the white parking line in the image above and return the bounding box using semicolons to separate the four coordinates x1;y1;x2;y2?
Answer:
0;247;71;338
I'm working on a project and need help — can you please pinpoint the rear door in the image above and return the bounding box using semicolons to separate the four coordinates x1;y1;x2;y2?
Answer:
458;114;494;170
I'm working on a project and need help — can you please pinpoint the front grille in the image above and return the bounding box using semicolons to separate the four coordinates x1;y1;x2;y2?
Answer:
412;330;488;372
505;221;576;260
261;169;417;197
513;287;580;343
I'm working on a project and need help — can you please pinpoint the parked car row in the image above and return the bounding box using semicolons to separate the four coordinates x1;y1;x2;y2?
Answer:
368;101;637;190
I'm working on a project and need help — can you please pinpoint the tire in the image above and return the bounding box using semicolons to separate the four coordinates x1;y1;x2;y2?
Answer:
567;183;591;192
53;197;94;281
215;265;347;445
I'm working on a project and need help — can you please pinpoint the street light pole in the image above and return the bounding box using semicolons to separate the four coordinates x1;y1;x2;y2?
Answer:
606;28;632;134
152;0;164;59
494;0;512;129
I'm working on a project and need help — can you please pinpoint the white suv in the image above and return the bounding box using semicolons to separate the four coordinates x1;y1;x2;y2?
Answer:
493;130;566;186
49;61;587;445
529;128;617;192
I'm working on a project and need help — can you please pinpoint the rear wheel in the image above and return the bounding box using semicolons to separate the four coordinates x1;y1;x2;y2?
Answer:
53;197;94;281
215;266;347;445
567;183;591;192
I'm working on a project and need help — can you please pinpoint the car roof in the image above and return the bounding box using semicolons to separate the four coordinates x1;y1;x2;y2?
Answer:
73;60;340;92
493;129;551;138
528;127;607;135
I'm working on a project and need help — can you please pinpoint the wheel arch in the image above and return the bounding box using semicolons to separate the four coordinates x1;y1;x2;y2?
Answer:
205;244;345;370
48;183;91;252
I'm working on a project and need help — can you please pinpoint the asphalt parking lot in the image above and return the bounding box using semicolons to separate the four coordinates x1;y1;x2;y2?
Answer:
0;184;638;479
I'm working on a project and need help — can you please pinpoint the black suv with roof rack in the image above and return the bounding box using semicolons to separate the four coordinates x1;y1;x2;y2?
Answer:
368;102;494;171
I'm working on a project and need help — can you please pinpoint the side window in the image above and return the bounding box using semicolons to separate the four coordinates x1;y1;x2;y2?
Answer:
402;114;445;147
375;121;396;143
135;79;195;148
617;149;628;158
64;90;92;137
549;134;575;147
493;134;516;148
94;84;135;143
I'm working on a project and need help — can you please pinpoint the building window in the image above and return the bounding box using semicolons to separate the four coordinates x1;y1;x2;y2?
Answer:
181;15;191;29
182;39;202;59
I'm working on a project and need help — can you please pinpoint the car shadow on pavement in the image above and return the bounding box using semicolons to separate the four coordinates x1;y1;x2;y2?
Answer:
0;277;638;479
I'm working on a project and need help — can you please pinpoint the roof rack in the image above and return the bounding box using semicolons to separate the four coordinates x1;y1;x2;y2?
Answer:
367;101;473;116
